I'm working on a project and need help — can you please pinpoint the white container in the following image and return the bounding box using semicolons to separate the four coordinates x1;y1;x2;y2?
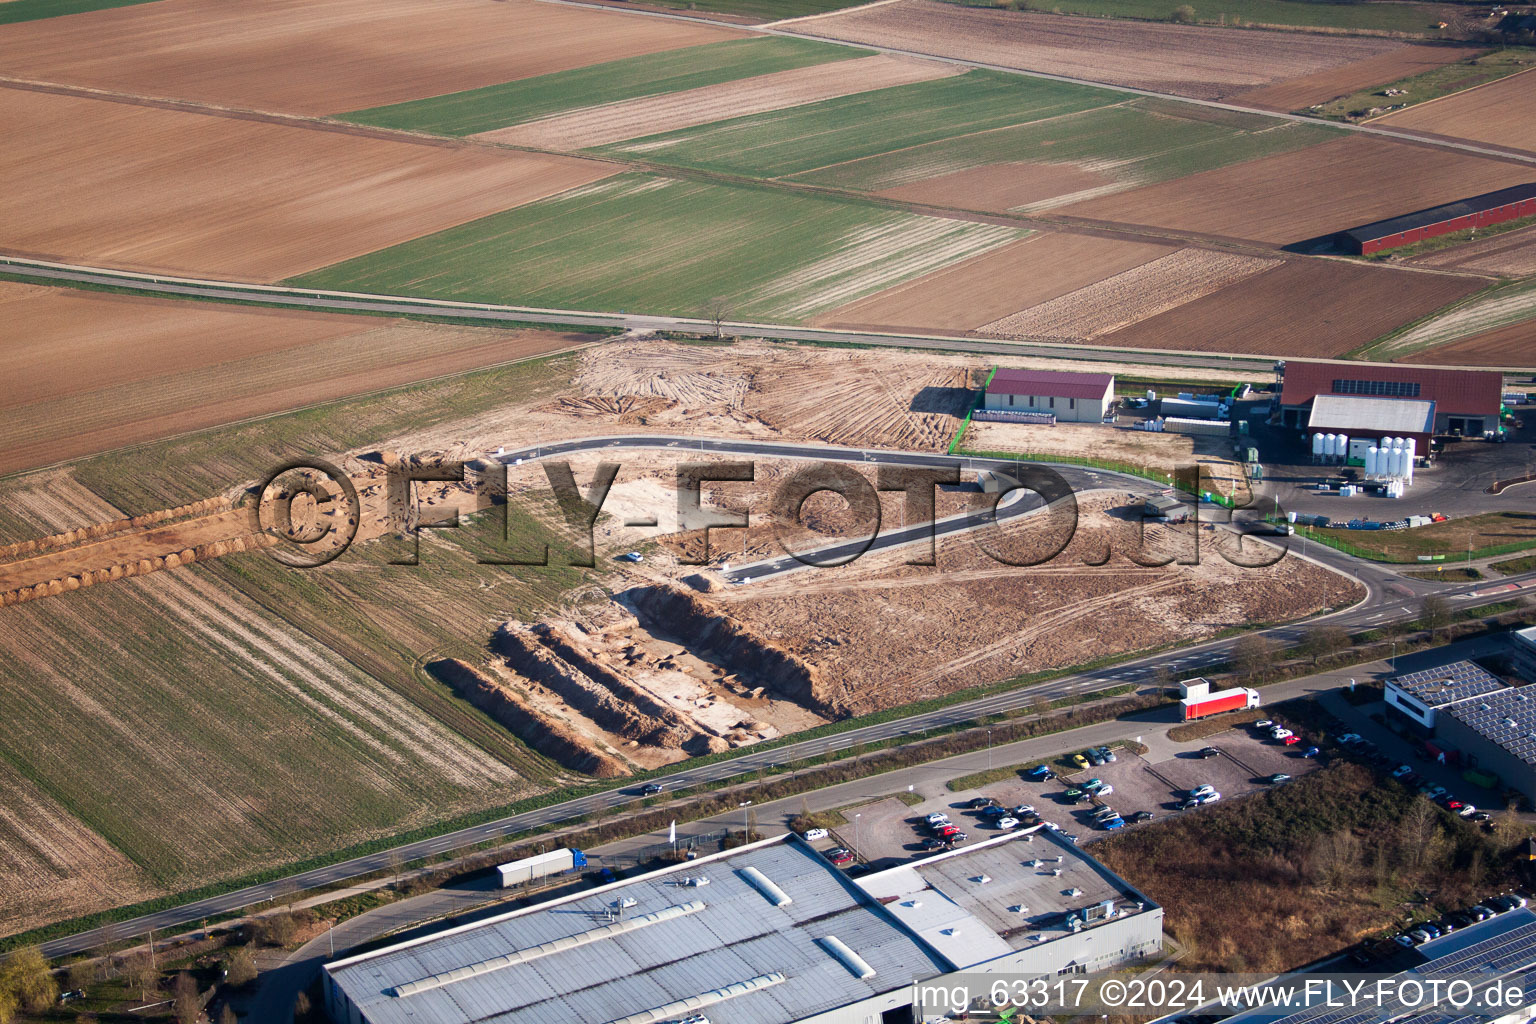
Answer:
1312;433;1325;456
1287;511;1298;523
1365;447;1379;477
1336;434;1349;462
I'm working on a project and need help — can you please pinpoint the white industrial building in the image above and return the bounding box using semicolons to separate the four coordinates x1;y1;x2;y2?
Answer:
323;830;1163;1024
981;368;1115;423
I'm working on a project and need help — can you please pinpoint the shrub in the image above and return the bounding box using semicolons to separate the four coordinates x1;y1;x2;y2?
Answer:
1171;4;1196;22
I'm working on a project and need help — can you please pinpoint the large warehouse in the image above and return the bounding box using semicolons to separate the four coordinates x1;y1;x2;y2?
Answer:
323;831;1163;1024
1274;360;1503;439
981;367;1115;423
1335;183;1536;255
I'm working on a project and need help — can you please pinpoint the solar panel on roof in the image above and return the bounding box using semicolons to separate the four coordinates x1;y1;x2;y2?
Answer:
1389;662;1505;707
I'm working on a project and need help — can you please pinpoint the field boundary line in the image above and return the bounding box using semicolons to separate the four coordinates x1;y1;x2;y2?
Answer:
763;0;906;28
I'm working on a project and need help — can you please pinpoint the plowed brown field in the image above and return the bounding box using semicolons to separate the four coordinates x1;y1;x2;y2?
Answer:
1061;136;1535;245
813;232;1173;333
482;55;960;151
0;0;742;115
877;161;1113;213
0;89;613;280
1413;226;1536;277
1102;260;1485;356
796;0;1398;100
1406;321;1536;366
0;282;592;473
1375;69;1536;152
1232;45;1483;112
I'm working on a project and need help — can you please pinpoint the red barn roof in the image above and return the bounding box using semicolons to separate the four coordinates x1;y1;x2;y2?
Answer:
1279;361;1501;417
987;367;1114;401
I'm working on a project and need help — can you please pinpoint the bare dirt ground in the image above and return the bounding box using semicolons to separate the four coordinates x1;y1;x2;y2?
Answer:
965;421;1252;500
0;0;743;115
876;161;1114;214
977;248;1280;340
482;55;960;151
1404;321;1536;366
0;87;614;280
1374;69;1536;152
1061;135;1536;245
0;282;595;474
1231;44;1484;111
713;491;1360;713
1101;259;1485;357
813;232;1174;334
795;0;1400;100
0;759;151;936
1411;224;1536;277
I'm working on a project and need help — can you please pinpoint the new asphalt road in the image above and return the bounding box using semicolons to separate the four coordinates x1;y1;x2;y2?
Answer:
28;433;1536;960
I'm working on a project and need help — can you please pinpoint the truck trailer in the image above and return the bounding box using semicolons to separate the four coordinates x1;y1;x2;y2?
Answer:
1180;687;1261;722
497;847;587;888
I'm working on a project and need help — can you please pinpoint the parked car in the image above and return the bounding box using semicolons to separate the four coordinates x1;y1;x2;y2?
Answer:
1087;749;1107;766
829;849;855;866
1339;733;1362;744
926;813;951;826
1081;778;1105;792
1444;798;1464;810
1197;791;1221;805
920;837;946;850
1102;817;1126;830
1300;746;1321;758
1180;797;1203;810
1466;904;1494;921
1391;765;1413;779
937;824;961;837
1254;719;1274;730
1458;805;1479;818
981;805;1010;818
1027;765;1055;780
1265;773;1291;784
996;816;1020;830
1072;753;1091;769
1065;787;1087;800
1425;786;1448;801
1408;929;1431;945
969;797;998;809
1198;747;1221;759
1092;806;1119;821
1189;784;1215;798
1271;728;1294;741
1129;811;1156;823
945;831;968;844
1014;804;1036;817
1282;735;1301;746
1094;746;1118;763
1470;811;1491;822
620;551;644;563
1393;934;1415;948
801;827;829;841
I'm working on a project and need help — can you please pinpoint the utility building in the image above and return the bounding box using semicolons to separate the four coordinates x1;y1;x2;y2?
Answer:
981;368;1115;423
1335;183;1536;255
323;831;1162;1024
1274;360;1503;439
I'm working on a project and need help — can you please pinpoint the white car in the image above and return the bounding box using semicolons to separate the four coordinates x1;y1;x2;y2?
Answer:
1190;784;1215;798
925;813;951;826
1425;786;1448;801
1391;765;1413;778
996;817;1020;829
1458;804;1478;817
1253;720;1274;730
801;828;828;842
1198;791;1221;805
1270;728;1293;741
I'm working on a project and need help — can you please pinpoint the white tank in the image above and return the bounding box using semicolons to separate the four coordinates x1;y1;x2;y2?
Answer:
1381;436;1396;451
1393;447;1408;477
1404;458;1414;485
1336;434;1349;462
1405;437;1417;460
1327;433;1340;457
1312;433;1324;456
1365;447;1379;477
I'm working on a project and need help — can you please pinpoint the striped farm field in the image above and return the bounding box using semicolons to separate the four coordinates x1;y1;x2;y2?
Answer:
287;175;1026;320
1361;277;1536;363
342;36;861;136
797;98;1341;211
596;70;1116;178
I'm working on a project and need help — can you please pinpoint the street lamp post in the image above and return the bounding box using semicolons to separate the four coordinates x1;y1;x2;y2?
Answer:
854;812;861;855
739;800;752;841
987;727;993;770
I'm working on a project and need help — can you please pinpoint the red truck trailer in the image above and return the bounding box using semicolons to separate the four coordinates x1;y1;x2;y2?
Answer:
1180;686;1260;722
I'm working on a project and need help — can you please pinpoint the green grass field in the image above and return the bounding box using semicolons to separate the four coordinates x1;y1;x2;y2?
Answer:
0;0;158;24
286;174;1025;320
641;0;873;18
596;69;1116;177
942;0;1452;34
1311;48;1527;120
340;37;864;136
796;97;1341;201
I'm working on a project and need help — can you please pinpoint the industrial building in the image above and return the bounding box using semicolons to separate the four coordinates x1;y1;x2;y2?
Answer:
323;830;1163;1024
1334;183;1536;255
1274;361;1504;439
980;367;1115;423
1382;658;1536;803
1513;626;1536;684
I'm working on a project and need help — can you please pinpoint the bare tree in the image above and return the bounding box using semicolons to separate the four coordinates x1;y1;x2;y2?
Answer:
225;945;258;988
704;297;731;339
1233;634;1278;683
1300;624;1349;665
122;951;158;1002
172;972;200;1024
1419;594;1452;636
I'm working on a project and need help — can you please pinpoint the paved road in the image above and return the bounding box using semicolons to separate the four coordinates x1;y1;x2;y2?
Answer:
31;433;1536;960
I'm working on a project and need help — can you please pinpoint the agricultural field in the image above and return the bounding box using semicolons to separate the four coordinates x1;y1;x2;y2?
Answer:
794;0;1406;100
1102;259;1486;357
1232;44;1486;112
977;248;1281;340
342;37;864;135
485;55;959;152
797;98;1341;211
1410;223;1536;276
1360;277;1536;363
1059;135;1536;245
0;281;597;475
1284;47;1527;120
1408;321;1536;367
0;0;156;25
595;69;1114;177
1309;511;1536;561
0;0;743;115
1374;68;1536;152
943;0;1457;35
286;175;1025;321
812;232;1174;332
0;89;613;281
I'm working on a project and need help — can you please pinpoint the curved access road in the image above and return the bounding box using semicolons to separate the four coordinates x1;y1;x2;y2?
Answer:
29;431;1536;961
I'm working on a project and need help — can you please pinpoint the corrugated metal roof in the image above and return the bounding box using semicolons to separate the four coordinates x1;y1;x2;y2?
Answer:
1444;682;1536;766
1341;183;1536;244
987;367;1115;401
327;840;949;1024
1279;361;1501;417
1307;395;1436;434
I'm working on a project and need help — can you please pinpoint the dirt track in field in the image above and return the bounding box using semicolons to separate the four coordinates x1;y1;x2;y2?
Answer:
481;55;960;150
794;0;1399;100
1375;69;1536;153
1412;225;1536;276
0;282;594;474
813;232;1173;333
1232;44;1483;112
977;248;1279;340
0;0;743;115
1061;135;1536;245
1405;321;1536;366
1102;259;1485;357
877;160;1113;213
0;88;614;281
